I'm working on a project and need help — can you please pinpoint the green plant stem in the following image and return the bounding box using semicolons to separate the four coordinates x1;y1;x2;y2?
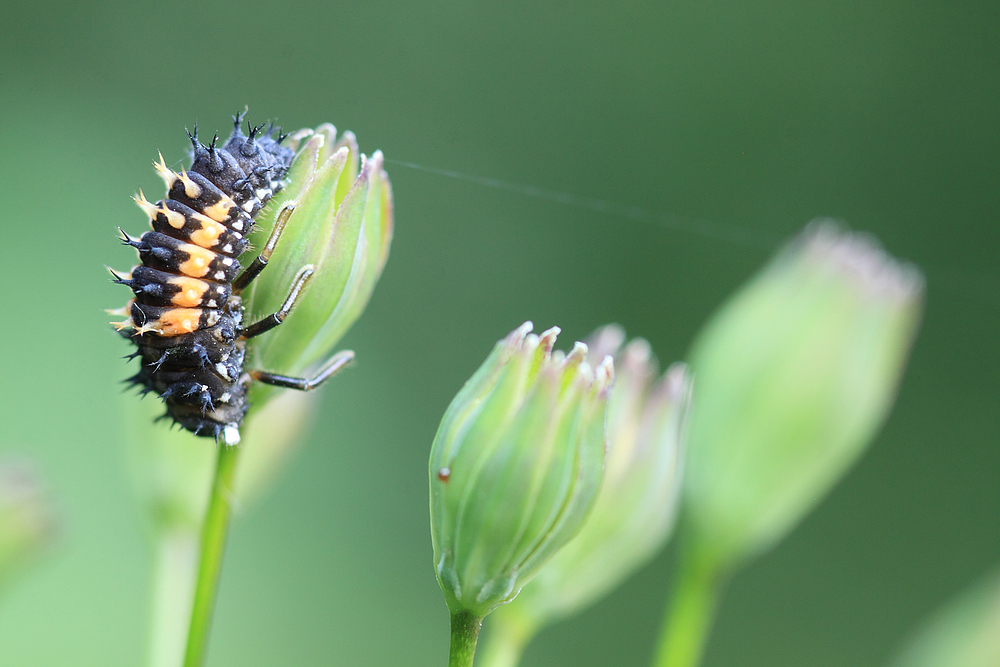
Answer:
477;614;534;667
652;543;724;667
149;529;199;667
449;611;484;667
183;444;241;667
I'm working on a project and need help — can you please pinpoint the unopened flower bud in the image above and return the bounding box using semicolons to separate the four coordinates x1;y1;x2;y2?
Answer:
0;459;56;586
682;221;924;569
241;124;393;399
429;322;613;618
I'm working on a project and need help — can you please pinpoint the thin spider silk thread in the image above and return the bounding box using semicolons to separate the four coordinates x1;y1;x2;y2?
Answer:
385;158;781;250
384;157;1000;309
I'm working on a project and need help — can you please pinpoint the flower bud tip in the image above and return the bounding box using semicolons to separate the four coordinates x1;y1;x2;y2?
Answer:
362;150;385;175
565;341;589;367
801;220;925;302
513;321;534;339
589;324;626;360
622;337;653;371
595;356;615;395
538;326;561;355
330;145;350;162
309;132;326;148
661;362;690;401
314;122;336;138
502;321;535;357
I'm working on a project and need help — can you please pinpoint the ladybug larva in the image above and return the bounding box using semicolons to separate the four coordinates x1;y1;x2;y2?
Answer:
111;112;352;446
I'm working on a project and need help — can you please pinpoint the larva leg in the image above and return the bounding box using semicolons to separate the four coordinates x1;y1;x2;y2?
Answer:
239;264;314;339
250;350;355;391
232;203;296;293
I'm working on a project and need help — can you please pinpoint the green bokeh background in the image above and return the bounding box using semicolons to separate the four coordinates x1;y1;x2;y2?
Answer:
0;1;997;665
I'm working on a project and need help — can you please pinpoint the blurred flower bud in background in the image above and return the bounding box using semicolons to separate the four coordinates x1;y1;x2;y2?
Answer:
125;388;319;534
429;322;614;621
655;221;925;667
0;458;56;591
890;567;1000;667
483;327;690;666
682;221;925;570
242;124;393;404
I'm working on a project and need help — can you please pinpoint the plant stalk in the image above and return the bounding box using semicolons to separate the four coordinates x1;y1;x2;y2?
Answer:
449;610;484;667
149;529;199;667
652;542;723;667
183;444;241;667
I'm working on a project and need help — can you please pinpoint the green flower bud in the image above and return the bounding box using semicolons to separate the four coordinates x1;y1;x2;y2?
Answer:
241;124;393;397
0;459;56;588
496;327;691;632
429;322;614;619
891;567;1000;667
682;222;924;569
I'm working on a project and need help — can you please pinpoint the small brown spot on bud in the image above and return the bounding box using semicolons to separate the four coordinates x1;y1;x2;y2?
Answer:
437;467;451;482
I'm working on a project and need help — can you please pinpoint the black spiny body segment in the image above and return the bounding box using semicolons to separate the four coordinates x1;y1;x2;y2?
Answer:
112;113;334;446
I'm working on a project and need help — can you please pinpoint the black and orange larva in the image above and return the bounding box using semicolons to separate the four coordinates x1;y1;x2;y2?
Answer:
112;112;352;446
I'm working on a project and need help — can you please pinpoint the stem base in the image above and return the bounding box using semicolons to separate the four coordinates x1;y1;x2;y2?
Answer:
652;542;724;667
450;610;484;667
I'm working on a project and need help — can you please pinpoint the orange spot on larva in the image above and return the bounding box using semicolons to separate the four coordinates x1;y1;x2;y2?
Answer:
202;197;235;222
177;244;218;278
154;308;203;335
188;215;225;248
168;276;210;307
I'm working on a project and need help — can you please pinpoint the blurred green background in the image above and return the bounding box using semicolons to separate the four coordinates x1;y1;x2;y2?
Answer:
0;1;997;665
